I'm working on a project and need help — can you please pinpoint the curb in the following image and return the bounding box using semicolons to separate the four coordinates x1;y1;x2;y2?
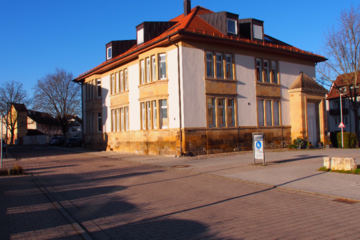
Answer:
29;174;93;240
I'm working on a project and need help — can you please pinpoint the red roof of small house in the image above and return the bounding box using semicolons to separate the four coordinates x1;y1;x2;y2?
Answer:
74;6;327;82
326;72;360;100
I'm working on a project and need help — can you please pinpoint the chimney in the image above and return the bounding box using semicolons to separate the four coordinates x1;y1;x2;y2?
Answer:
184;0;191;16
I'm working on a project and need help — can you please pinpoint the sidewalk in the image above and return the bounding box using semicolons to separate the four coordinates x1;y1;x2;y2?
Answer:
47;147;360;201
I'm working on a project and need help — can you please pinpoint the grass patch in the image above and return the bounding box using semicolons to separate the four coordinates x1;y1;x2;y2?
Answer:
318;166;360;174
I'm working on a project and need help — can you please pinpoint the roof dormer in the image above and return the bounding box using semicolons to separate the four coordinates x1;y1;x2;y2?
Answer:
105;40;137;60
198;11;239;37
239;18;264;42
136;21;177;45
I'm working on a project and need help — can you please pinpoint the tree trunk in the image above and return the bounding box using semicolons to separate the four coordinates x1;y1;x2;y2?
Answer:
10;130;14;145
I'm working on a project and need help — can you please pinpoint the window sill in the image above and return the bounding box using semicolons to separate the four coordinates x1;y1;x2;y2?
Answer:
257;125;283;128
139;79;169;88
110;90;129;96
207;126;238;129
205;77;237;82
256;81;281;86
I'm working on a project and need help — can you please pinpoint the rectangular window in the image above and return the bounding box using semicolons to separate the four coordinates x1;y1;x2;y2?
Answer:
146;57;150;83
273;101;280;126
225;54;233;79
125;69;128;91
227;99;235;127
160;99;168;129
111;74;115;95
97;79;101;98
125;107;129;131
115;72;119;93
152;101;157;129
107;47;112;60
263;60;270;83
258;100;264;126
256;59;262;82
112;110;116;132
140;60;145;84
216;53;223;78
266;101;272;126
141;103;146;130
121;108;124;132
271;61;278;84
92;80;95;98
227;19;237;34
159;54;166;80
117;109;120;132
137;28;144;45
147;101;151;129
97;112;102;133
218;99;225;127
120;70;124;92
207;98;215;127
152;55;156;81
206;52;214;78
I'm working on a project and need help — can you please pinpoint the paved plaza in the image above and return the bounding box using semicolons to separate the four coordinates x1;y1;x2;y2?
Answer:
1;146;360;239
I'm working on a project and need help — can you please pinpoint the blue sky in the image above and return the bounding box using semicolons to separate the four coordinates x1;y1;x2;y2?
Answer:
0;0;356;99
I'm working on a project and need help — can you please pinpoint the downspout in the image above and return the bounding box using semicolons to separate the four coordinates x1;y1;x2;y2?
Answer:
168;36;183;156
75;81;85;145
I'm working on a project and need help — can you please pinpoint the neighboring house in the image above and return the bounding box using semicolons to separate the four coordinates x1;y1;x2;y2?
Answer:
27;110;62;136
326;74;360;134
73;1;327;155
66;115;83;138
3;103;62;144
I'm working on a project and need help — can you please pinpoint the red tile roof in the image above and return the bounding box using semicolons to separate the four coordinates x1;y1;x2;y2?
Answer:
326;72;360;100
74;6;327;82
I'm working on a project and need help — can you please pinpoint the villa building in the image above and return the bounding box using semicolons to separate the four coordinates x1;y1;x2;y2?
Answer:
73;0;328;155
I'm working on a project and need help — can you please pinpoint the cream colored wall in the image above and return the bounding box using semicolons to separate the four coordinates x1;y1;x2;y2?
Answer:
102;75;111;133
180;46;206;128
235;54;257;127
128;63;140;131
168;47;181;129
279;61;316;125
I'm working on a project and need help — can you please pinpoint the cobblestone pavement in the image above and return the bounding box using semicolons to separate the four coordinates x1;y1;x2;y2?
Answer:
1;146;360;239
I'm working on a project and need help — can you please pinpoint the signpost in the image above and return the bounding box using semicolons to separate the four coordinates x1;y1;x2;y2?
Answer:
339;94;344;148
1;116;3;169
253;133;265;165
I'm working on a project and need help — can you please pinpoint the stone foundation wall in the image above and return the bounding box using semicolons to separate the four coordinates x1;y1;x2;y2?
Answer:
84;126;291;156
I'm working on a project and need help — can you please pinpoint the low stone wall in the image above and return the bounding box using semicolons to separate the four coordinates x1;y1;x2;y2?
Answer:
323;157;357;171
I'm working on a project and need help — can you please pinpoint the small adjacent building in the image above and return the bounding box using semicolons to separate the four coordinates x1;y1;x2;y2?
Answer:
326;73;360;134
73;0;328;155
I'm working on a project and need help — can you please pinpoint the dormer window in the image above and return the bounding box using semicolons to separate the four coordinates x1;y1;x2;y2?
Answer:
253;25;263;40
137;28;144;45
107;47;112;60
227;19;237;35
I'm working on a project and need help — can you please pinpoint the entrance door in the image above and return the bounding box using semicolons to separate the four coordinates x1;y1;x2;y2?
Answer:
307;103;317;146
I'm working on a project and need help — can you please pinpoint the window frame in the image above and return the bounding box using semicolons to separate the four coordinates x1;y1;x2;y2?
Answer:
159;99;168;129
97;79;101;98
207;97;236;128
107;47;112;60
225;54;233;79
227;19;237;35
140;60;145;84
97;112;102;133
257;99;281;127
151;55;156;82
159;53;167;80
216;53;224;78
206;52;214;78
111;74;115;95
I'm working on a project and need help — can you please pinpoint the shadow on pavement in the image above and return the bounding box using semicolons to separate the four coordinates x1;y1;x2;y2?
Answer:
271;155;326;164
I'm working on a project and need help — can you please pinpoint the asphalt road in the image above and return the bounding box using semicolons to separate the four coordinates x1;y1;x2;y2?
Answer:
1;146;360;239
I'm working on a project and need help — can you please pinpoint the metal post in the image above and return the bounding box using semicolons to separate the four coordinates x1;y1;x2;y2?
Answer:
340;94;344;148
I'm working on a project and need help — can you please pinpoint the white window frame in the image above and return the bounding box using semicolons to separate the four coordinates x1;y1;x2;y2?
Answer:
111;74;115;95
141;103;146;130
159;53;167;80
152;55;156;81
160;99;168;129
125;69;128;91
117;109;120;132
146;57;150;83
97;79;101;98
208;98;216;128
137;28;144;45
121;108;124;132
140;60;145;84
116;72;119;93
125;107;129;131
227;19;237;34
152;101;157;129
107;47;112;60
120;70;124;92
147;101;151;129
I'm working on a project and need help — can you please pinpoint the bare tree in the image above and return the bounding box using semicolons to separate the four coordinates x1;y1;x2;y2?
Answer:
317;4;360;142
33;68;81;137
0;81;31;144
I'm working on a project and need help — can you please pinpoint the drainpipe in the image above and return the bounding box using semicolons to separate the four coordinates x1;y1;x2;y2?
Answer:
168;36;183;156
75;81;85;145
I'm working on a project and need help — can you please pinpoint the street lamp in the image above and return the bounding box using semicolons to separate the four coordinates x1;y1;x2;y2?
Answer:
340;93;344;148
